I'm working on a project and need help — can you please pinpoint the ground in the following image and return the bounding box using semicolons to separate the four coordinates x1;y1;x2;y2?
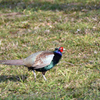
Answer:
0;0;100;99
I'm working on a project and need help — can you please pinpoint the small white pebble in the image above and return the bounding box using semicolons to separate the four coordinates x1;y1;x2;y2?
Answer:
77;29;81;32
94;50;97;54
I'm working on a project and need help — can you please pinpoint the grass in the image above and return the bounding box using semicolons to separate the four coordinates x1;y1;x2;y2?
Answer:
0;0;100;99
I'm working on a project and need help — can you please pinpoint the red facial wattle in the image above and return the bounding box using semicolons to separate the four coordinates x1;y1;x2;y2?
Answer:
59;47;63;52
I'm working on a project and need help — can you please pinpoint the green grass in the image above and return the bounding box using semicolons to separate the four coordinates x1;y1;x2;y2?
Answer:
0;0;100;99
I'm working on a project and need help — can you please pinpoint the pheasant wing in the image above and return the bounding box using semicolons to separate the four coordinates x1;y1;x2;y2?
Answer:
32;51;54;69
24;51;44;67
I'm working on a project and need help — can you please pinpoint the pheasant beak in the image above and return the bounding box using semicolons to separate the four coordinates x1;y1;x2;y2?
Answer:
63;48;66;51
62;48;65;54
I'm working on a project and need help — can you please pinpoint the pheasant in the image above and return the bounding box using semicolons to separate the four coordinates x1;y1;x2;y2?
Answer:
0;47;64;81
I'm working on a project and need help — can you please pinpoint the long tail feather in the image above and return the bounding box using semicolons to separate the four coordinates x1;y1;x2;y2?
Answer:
0;60;24;65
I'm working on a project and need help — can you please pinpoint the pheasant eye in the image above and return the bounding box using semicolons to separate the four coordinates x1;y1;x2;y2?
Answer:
59;47;63;52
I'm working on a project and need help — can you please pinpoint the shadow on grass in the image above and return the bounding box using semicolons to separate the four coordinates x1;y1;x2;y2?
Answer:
0;75;27;82
0;0;100;12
